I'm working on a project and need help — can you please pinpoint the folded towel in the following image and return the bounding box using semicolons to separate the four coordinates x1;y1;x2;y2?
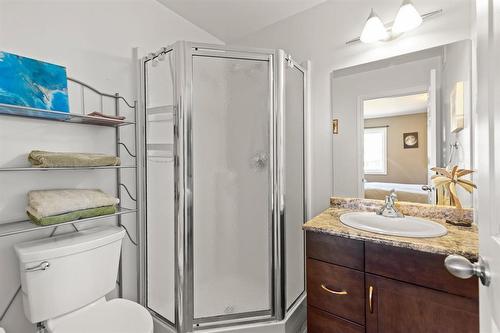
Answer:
28;150;120;168
27;205;117;226
27;189;119;220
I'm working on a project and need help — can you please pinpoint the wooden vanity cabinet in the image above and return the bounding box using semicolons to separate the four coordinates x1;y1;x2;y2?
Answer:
306;231;479;333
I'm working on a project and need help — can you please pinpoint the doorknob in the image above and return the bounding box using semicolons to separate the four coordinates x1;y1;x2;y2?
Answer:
421;185;433;192
444;255;491;286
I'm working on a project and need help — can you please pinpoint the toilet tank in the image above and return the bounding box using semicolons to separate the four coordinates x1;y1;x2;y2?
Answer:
14;226;125;323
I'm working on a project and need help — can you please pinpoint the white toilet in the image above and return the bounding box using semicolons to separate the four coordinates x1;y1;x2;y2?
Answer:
14;226;153;333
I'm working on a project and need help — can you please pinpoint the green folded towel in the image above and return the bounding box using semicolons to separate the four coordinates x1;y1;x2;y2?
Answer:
27;205;117;226
27;189;119;219
28;150;120;168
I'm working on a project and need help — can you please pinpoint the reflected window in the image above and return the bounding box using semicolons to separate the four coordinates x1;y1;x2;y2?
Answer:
364;127;387;174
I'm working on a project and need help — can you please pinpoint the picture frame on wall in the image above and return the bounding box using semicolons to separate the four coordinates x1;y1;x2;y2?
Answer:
332;119;339;134
403;132;419;149
0;51;69;119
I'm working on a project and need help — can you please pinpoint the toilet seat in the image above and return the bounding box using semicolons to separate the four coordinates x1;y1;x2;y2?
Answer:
47;298;153;333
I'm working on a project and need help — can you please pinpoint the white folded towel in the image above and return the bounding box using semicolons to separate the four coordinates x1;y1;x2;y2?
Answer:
27;189;119;219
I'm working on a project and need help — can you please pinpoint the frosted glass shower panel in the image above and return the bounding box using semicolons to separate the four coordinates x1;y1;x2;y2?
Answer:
285;65;305;311
145;51;175;323
192;55;272;319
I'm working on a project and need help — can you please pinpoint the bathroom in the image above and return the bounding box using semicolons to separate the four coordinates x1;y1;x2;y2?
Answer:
0;0;498;332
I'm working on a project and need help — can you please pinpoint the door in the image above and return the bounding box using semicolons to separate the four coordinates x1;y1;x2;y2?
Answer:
191;51;273;323
365;274;479;333
476;1;500;331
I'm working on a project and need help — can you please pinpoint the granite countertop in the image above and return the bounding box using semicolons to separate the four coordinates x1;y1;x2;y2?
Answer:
303;197;479;260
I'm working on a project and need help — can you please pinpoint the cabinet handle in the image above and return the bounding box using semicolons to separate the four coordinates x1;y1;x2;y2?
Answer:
369;285;374;313
320;284;348;295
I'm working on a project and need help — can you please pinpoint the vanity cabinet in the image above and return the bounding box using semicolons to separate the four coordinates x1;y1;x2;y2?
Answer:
306;231;479;333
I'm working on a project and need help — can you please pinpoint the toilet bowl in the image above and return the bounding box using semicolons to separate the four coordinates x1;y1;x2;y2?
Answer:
14;226;153;333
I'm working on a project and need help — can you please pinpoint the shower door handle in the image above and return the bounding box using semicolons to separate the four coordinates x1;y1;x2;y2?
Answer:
252;153;268;169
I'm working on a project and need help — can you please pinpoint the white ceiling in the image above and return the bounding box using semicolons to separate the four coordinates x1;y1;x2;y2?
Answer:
364;93;429;119
156;0;326;43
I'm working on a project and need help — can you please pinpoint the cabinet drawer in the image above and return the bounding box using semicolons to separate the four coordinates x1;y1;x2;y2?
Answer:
365;242;478;299
307;258;365;325
308;306;364;333
306;231;364;270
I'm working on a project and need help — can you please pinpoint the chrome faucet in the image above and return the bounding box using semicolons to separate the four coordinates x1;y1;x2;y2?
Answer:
376;189;404;218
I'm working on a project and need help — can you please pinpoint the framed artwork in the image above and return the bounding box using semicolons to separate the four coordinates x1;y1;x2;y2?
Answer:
403;132;419;149
0;51;69;113
450;81;465;133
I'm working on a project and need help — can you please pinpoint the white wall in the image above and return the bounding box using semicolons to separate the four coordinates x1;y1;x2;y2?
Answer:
234;0;472;216
0;1;221;332
441;40;473;207
331;55;442;197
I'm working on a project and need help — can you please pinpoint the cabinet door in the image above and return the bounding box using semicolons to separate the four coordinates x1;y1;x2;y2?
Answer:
365;274;479;333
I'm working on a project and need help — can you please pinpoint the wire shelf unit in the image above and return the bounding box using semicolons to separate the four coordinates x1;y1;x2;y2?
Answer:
0;77;138;249
0;103;135;127
0;165;136;172
0;68;143;330
0;207;137;238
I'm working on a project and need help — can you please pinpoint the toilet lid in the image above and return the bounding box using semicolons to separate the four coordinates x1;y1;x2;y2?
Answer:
50;299;153;333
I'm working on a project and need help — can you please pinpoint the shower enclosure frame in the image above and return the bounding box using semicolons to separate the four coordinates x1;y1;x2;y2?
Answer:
137;41;310;332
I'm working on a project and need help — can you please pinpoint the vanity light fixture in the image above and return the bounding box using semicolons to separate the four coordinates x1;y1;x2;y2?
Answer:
348;1;442;45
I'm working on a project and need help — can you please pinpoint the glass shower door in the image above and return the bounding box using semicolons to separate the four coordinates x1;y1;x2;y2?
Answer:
191;53;273;323
283;58;306;312
144;50;176;325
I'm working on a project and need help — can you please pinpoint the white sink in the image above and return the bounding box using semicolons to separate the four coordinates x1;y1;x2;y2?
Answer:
340;212;448;238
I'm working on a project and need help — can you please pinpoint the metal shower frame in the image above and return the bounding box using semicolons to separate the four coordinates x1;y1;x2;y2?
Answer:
137;41;310;333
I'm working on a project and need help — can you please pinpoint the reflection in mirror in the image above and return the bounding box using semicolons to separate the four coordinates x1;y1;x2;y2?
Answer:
332;39;474;208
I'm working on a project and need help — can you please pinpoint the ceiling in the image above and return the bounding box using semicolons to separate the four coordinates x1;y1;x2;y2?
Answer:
156;0;326;43
364;93;429;119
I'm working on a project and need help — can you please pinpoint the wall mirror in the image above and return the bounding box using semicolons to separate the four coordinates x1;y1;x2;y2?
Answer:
332;39;474;208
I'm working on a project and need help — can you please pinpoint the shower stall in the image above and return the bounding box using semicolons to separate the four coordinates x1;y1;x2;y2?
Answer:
137;41;309;332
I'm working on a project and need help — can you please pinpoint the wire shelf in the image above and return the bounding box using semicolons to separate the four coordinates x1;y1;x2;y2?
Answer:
0;165;137;172
0;207;137;238
0;103;135;127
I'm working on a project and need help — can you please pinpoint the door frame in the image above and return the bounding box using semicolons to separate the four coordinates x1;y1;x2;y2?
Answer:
475;0;500;330
356;85;432;198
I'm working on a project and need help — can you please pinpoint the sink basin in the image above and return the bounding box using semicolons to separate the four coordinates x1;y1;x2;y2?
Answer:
339;212;447;238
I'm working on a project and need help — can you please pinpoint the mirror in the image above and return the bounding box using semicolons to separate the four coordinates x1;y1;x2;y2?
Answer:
332;39;474;208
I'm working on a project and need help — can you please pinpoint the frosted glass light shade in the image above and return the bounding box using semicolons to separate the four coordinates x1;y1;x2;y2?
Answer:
392;0;423;34
360;9;389;43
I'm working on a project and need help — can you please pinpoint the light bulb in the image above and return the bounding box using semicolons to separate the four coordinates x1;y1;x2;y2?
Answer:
360;9;389;43
392;0;423;34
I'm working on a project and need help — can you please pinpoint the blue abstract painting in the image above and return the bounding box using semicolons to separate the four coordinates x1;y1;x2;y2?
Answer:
0;51;69;113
